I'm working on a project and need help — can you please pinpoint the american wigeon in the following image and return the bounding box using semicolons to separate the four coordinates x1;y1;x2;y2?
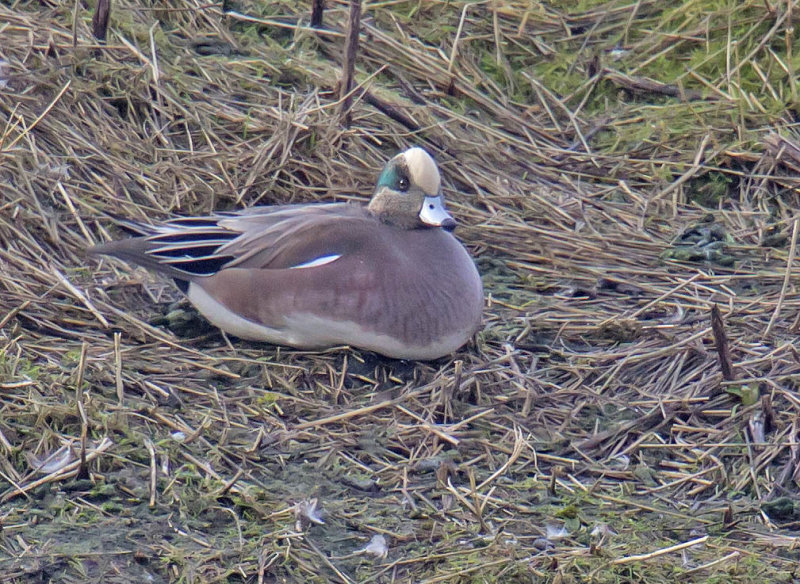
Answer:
90;147;484;360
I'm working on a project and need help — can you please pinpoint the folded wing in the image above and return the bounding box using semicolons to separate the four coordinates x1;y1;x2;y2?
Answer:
89;203;367;280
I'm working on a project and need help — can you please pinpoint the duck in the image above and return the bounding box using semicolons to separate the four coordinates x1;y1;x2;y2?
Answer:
90;147;484;360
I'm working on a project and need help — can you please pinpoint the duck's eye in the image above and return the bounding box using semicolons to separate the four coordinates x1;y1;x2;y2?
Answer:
397;176;410;191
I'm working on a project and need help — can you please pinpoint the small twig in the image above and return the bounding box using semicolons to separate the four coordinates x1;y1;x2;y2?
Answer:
56;181;94;245
395;405;459;445
611;535;709;565
603;69;706;101
1;438;114;502
476;426;525;491
764;217;799;339
468;468;489;532
0;80;71;152
145;438;157;507
0;300;31;329
296;399;395;430
650;133;712;204
363;89;421;133
224;10;344;37
76;342;90;480
626;273;701;320
763;132;800;174
305;538;356;584
547;466;561;496
766;419;800;500
114;331;124;405
401;467;417;512
445;476;489;532
52;267;109;328
683;551;740;574
72;0;80;47
760;394;776;433
626;327;712;364
294;387;427;430
521;358;538;418
440;360;461;422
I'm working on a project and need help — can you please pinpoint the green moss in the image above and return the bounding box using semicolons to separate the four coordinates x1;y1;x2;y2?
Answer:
531;54;585;99
688;170;736;205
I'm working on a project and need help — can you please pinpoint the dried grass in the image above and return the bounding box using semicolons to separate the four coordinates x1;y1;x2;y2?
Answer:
2;0;800;582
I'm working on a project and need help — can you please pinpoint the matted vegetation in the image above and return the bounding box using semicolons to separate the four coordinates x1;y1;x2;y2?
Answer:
2;0;800;582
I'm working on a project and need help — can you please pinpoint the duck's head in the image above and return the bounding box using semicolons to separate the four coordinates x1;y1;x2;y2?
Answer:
368;147;456;231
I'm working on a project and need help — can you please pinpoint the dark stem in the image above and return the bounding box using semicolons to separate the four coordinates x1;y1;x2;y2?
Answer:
92;0;110;42
339;0;362;127
311;0;325;28
711;304;734;381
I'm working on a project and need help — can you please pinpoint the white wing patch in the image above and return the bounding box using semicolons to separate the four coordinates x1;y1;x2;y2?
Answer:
289;254;341;270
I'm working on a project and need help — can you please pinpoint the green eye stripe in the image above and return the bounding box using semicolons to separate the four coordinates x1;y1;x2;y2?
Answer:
377;165;397;188
377;163;411;191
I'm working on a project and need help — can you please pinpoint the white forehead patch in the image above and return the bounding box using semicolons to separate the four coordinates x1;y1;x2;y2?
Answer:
403;147;441;195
